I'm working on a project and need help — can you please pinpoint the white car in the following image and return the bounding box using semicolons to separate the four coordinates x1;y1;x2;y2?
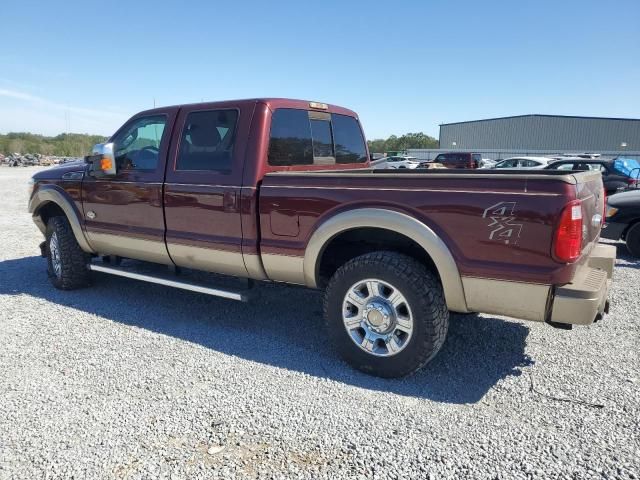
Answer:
493;156;553;170
479;158;497;168
385;155;421;169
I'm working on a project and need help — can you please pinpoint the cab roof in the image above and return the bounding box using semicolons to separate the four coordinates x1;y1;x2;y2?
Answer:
138;98;359;119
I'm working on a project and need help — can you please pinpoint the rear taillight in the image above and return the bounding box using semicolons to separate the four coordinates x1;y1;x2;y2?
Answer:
601;189;606;225
627;178;638;186
553;199;583;263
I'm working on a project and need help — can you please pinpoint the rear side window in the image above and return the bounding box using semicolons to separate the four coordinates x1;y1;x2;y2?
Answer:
268;109;313;166
176;109;238;172
268;108;367;166
437;153;466;163
497;159;518;168
520;159;539;167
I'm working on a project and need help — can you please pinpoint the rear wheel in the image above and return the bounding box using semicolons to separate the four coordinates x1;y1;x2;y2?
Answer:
323;251;449;378
626;223;640;258
45;216;91;289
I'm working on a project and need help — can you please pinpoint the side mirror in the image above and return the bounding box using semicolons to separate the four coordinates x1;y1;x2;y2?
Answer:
85;143;116;176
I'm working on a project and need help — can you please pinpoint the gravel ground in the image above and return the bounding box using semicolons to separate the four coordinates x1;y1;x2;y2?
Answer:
0;166;638;480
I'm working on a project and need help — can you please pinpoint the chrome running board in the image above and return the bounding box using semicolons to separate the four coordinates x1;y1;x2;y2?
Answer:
88;264;247;302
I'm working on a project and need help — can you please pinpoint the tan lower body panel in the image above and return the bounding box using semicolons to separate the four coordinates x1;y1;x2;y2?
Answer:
461;277;551;322
168;243;249;278
88;232;173;265
243;253;268;280
261;253;306;285
87;233;267;280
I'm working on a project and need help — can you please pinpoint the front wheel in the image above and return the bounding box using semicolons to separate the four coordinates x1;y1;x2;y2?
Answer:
45;216;91;290
323;252;449;378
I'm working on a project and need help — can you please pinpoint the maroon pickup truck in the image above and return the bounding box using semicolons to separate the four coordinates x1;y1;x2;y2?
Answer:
28;98;615;377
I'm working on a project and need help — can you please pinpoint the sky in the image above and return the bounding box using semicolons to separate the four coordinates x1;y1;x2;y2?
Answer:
1;0;639;140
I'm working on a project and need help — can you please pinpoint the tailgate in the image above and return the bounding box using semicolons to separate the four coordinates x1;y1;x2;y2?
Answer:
573;170;606;250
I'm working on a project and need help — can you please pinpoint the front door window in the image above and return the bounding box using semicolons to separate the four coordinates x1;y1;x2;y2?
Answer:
112;115;167;171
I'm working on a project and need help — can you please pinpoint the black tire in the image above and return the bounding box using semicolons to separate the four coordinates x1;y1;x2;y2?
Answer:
323;251;449;378
45;216;91;290
626;223;640;258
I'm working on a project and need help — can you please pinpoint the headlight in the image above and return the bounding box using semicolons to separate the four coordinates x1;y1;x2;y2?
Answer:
606;205;618;218
27;178;35;197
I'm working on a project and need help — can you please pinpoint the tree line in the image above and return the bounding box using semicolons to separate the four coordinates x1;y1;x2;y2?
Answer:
367;132;438;153
1;130;440;158
0;132;107;157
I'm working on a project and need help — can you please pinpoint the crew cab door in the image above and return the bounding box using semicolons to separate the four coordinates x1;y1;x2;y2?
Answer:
163;102;253;277
82;108;178;264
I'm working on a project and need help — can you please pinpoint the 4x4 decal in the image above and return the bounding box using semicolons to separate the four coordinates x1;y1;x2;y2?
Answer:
482;202;523;245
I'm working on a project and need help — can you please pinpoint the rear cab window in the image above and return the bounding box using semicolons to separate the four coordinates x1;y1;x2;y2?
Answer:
268;108;367;167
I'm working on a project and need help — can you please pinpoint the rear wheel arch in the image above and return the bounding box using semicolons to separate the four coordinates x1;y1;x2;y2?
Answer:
304;208;468;312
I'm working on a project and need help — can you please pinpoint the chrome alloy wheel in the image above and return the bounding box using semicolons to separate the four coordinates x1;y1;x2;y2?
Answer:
49;232;62;278
342;279;413;357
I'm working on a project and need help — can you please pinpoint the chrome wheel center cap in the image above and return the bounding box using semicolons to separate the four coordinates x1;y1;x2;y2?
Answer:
364;302;393;332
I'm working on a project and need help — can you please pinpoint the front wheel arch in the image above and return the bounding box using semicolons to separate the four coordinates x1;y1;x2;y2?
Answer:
30;186;94;253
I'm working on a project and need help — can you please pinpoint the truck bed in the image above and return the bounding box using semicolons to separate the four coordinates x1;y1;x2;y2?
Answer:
259;168;604;286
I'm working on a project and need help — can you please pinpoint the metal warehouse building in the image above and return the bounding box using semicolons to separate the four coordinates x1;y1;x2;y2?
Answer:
439;114;640;153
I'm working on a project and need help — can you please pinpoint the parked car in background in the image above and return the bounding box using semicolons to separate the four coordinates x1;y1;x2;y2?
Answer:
479;158;496;168
493;157;552;169
552;153;602;160
544;157;640;195
417;160;446;169
385;155;420;169
433;152;481;169
601;189;640;257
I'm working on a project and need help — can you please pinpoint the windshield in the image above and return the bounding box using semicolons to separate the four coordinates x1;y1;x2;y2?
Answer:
613;158;640;176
